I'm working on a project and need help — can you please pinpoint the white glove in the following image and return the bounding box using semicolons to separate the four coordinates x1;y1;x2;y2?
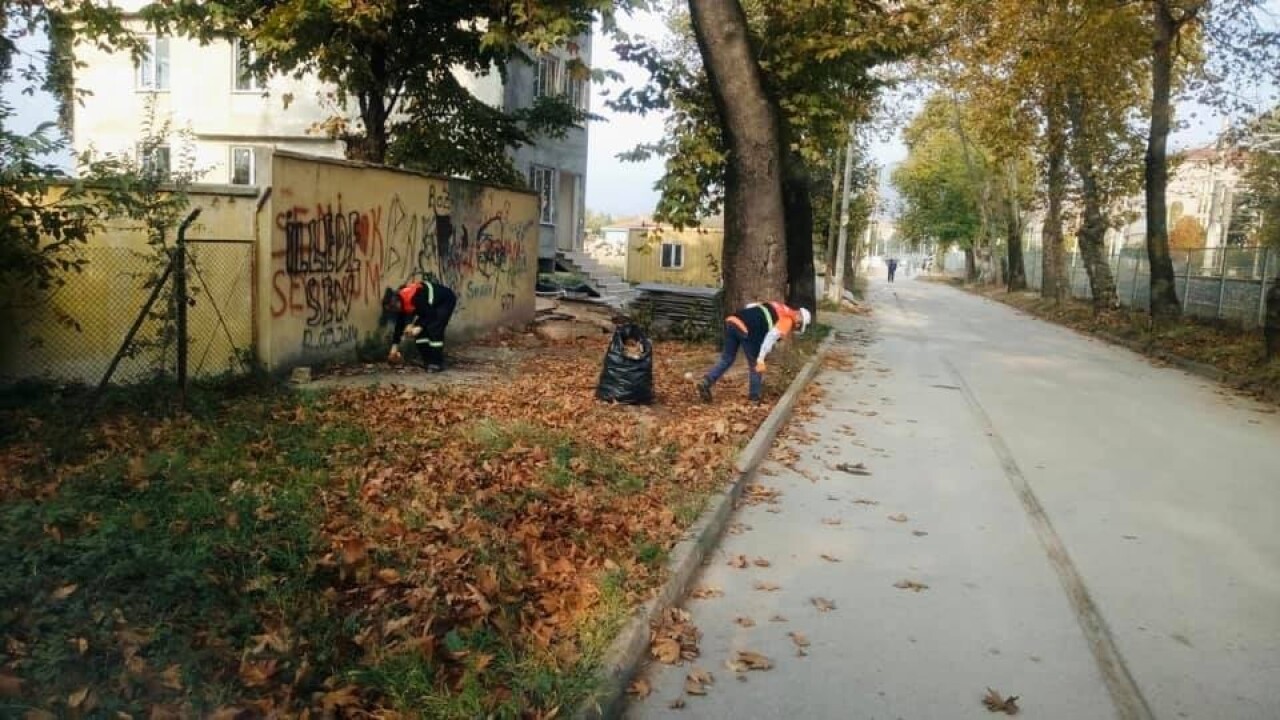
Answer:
405;324;422;338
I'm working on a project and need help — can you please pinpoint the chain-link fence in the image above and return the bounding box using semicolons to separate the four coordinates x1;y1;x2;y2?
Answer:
1022;246;1277;327
0;236;255;389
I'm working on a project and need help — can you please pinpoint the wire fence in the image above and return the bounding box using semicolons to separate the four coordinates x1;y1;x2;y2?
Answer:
0;236;255;390
1022;246;1277;327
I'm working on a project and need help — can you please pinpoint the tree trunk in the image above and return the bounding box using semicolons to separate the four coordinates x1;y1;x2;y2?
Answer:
1041;102;1068;303
1067;89;1119;311
964;247;977;282
1145;2;1181;319
783;147;817;313
1003;194;1024;289
688;0;787;312
824;149;843;280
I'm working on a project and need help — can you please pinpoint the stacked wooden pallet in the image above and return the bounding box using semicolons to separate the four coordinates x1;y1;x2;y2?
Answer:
631;284;723;338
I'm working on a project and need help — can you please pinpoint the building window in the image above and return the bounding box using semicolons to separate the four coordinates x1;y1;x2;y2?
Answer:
567;74;589;113
535;55;563;100
233;38;263;92
136;36;170;91
530;165;556;226
230;146;255;185
661;242;684;270
138;144;171;177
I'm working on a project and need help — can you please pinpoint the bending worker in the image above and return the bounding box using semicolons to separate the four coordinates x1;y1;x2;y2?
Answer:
381;277;457;372
697;301;811;403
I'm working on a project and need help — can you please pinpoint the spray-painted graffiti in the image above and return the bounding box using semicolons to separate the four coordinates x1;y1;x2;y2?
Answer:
268;164;538;364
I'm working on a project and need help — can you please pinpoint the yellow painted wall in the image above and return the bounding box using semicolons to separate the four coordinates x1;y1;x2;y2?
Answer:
0;187;259;385
260;152;539;370
625;226;724;288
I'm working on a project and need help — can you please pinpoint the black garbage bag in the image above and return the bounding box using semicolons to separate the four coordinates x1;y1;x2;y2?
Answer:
596;324;654;404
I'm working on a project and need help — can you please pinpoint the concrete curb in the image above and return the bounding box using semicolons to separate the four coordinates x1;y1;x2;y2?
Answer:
575;334;837;720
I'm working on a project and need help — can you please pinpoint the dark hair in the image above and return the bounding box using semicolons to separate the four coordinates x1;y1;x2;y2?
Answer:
378;287;399;327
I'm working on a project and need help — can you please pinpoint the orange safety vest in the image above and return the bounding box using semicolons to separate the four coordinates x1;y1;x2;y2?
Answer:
398;281;433;312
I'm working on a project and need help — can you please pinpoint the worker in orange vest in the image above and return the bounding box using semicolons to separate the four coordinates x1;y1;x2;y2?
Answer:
697;301;811;403
381;278;457;372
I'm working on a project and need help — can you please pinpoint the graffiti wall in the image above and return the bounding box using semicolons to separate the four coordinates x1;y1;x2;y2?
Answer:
261;152;538;369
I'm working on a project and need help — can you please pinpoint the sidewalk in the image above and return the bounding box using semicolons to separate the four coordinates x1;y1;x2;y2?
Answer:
625;308;1115;718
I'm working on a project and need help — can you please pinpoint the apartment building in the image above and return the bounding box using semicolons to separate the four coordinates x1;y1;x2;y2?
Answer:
69;3;589;261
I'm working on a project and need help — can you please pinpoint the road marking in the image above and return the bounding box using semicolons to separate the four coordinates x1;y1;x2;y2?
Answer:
943;356;1156;720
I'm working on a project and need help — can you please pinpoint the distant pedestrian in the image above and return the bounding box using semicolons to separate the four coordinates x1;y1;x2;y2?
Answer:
697;301;811;404
382;278;457;372
887;258;899;283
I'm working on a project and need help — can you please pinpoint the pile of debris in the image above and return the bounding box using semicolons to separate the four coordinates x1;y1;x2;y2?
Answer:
533;296;623;342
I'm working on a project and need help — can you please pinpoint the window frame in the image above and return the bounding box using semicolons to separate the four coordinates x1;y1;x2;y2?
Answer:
530;165;557;226
230;146;255;185
232;37;264;93
660;241;685;270
136;35;171;92
138;144;172;177
535;55;563;100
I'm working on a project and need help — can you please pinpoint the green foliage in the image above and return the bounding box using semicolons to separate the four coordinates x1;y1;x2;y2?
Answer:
611;0;926;227
892;97;986;250
1240;110;1280;249
145;0;623;183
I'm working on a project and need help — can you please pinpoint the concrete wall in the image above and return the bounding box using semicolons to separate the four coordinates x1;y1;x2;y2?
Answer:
625;226;724;288
260;152;539;369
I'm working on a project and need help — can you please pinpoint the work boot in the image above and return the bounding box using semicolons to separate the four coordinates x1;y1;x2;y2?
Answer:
696;378;712;403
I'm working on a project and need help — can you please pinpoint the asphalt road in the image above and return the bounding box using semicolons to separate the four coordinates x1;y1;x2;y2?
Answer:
625;277;1280;720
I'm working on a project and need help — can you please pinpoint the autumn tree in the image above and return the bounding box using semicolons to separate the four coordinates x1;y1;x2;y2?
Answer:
1141;0;1280;319
614;0;923;311
1168;214;1207;249
145;1;622;185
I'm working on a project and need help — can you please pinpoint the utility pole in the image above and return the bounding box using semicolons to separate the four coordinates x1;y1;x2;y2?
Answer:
829;126;857;304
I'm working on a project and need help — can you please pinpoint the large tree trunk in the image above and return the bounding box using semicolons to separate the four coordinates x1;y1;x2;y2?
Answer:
1145;2;1181;319
1067;89;1119;311
1041;102;1068;303
964;247;977;282
688;0;787;312
783;147;817;313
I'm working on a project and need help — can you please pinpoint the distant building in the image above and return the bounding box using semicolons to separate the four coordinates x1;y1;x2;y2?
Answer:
602;225;724;288
67;1;588;262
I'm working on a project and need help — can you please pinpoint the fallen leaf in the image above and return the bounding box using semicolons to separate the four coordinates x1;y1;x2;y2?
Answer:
852;498;879;505
887;513;908;523
684;667;714;695
727;554;748;569
765;507;782;514
752;557;771;567
811;597;837;612
321;685;361;710
820;553;841;562
160;663;183;690
23;711;56;720
834;462;871;476
51;584;78;600
753;581;781;592
789;631;810;648
735;650;773;670
983;687;1020;715
376;568;402;584
651;638;681;664
668;698;686;710
894;579;929;592
67;686;90;709
690;586;724;599
734;616;756;628
627;679;652;699
769;614;788;622
208;707;246;720
821;517;842;526
913;530;929;537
